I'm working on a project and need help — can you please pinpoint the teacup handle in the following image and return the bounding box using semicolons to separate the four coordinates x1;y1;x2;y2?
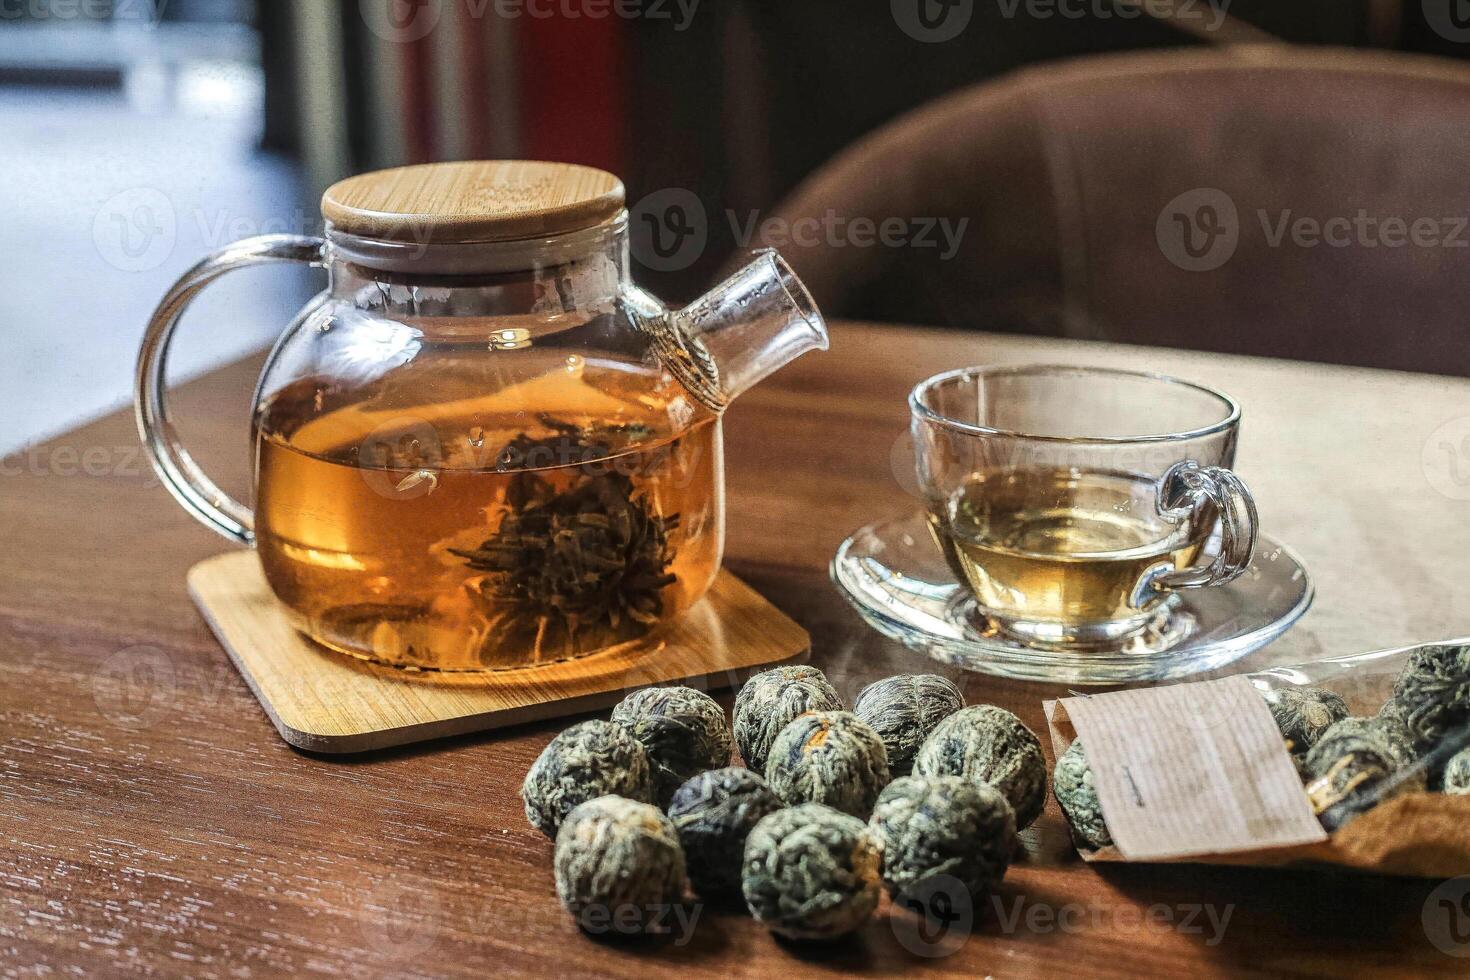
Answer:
135;235;328;545
1134;460;1259;604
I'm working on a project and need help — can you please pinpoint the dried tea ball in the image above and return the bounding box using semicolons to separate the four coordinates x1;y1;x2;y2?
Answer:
1303;720;1395;821
913;705;1048;830
1305;718;1401;774
1052;740;1112;850
852;674;965;776
1444;747;1470;796
733;665;844;773
1311;716;1415;772
553;796;687;933
611;686;733;805
1372;703;1420;764
742;803;881;940
1376;698;1417;752
667;767;785;897
1391;644;1470;753
522;720;654;837
868;775;1014;911
765;711;891;817
1304;716;1426;826
1261;686;1349;755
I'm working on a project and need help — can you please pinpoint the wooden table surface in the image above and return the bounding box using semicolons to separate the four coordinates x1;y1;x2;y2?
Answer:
4;322;1469;977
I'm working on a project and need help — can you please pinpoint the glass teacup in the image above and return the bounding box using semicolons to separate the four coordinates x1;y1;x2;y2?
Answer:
910;365;1257;650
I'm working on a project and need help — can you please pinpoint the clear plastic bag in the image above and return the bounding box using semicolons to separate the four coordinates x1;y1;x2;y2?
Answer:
1249;638;1468;712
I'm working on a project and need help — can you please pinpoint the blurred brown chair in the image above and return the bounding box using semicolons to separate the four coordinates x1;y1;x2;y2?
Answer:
744;47;1470;376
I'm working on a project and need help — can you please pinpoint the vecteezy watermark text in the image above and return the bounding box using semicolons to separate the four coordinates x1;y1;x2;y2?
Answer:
358;875;703;959
728;210;968;261
1158;187;1470;272
491;0;699;29
888;878;1236;958
1;443;157;484
1256;210;1468;250
94;188;323;273
630;187;970;272
891;0;1231;43
994;0;1230;29
0;0;166;21
991;895;1234;945
359;0;699;43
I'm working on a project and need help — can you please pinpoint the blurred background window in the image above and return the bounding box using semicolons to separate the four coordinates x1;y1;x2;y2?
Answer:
1;0;310;455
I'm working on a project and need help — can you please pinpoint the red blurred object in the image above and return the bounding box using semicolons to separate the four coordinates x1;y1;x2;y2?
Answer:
457;2;493;158
517;11;626;173
401;27;437;164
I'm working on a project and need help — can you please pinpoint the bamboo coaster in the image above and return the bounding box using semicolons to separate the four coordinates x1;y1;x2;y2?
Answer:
187;551;808;754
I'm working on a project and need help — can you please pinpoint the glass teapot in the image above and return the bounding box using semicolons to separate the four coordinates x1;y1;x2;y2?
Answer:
136;161;827;671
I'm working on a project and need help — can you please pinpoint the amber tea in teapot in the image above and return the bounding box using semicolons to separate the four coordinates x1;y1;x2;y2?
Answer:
255;370;722;669
137;161;826;671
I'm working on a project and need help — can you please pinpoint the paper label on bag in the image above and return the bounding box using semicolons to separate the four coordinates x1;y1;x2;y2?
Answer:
1055;675;1327;860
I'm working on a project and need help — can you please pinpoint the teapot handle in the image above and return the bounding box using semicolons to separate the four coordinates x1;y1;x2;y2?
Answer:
134;235;327;545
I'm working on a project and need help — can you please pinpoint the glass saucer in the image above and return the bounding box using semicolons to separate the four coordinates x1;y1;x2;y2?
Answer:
830;510;1313;685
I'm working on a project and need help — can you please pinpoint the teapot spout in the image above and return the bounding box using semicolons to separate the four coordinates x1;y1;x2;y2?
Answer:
671;249;828;409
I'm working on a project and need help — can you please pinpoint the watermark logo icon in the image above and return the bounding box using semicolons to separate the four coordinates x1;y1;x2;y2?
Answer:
1422;416;1470;501
889;428;924;500
361;0;443;43
358;416;445;500
94;187;176;273
359;876;441;959
1424;0;1470;43
889;875;974;957
1156;188;1238;272
1423;876;1470;956
630;187;708;272
891;0;974;42
92;645;176;730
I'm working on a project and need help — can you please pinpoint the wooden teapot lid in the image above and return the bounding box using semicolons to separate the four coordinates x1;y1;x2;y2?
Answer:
321;160;625;244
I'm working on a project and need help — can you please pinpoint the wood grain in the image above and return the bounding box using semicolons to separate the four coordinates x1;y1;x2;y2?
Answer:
2;322;1468;976
188;552;807;753
320;160;624;243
